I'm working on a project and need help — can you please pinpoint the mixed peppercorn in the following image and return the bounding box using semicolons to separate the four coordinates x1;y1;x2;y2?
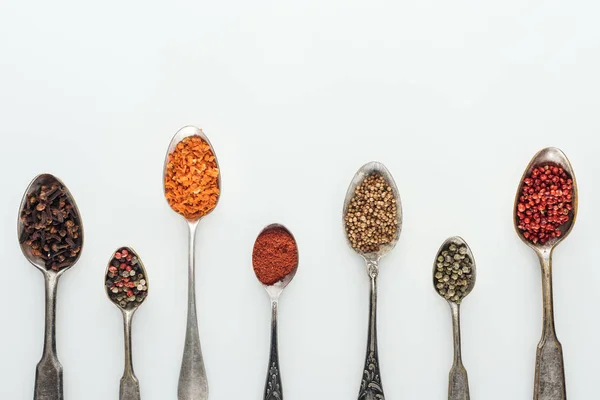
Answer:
105;248;148;309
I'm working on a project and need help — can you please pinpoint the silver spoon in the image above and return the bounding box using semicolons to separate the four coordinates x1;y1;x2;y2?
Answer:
17;174;84;400
342;161;402;400
252;224;299;400
164;125;221;400
433;236;477;400
105;246;149;400
514;147;577;400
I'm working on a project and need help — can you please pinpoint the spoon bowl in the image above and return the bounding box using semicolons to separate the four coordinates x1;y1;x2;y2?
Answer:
513;147;578;253
432;236;477;303
342;161;403;263
18;173;84;275
163;125;221;222
105;246;149;312
253;223;299;299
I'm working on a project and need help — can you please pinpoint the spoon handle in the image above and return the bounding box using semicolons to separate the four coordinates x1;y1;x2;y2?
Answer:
448;302;470;400
178;221;208;400
264;300;283;400
120;310;141;400
358;265;385;400
534;252;566;400
35;273;63;400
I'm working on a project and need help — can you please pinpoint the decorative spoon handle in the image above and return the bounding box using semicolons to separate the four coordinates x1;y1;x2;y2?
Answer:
35;273;63;400
178;221;208;400
448;302;469;400
264;300;283;400
358;264;385;400
535;252;566;400
120;310;141;400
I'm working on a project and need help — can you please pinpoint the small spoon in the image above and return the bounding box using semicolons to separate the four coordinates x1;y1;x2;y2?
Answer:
433;236;477;400
17;174;84;400
105;246;149;400
342;161;402;400
163;125;221;400
252;224;299;400
514;147;578;400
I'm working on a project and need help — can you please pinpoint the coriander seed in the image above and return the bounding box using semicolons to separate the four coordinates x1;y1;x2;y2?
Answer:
344;173;398;254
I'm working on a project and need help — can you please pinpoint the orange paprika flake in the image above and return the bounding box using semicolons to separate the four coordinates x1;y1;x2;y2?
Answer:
164;135;220;220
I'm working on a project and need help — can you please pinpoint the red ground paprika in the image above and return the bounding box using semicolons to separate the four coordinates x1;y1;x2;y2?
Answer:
252;226;298;285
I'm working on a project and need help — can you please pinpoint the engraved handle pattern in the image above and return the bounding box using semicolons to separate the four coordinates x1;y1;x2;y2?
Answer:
264;300;283;400
358;267;384;400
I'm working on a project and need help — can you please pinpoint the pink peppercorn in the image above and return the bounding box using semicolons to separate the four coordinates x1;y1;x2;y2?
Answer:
516;164;573;244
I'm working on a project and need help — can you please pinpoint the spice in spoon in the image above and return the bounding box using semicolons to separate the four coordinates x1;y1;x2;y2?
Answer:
516;165;574;244
253;226;298;285
344;173;398;253
19;182;82;271
105;248;148;309
164;135;220;220
434;241;474;304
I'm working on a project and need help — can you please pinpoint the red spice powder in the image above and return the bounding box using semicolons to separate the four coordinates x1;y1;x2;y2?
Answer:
252;227;298;285
516;164;574;244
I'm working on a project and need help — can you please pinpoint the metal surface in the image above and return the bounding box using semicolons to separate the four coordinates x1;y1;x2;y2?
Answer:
253;224;298;400
163;126;221;400
17;174;84;400
343;162;403;400
513;147;578;400
120;310;141;400
105;246;148;400
433;236;476;400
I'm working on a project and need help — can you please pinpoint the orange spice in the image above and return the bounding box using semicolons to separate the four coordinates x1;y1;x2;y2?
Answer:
164;135;220;220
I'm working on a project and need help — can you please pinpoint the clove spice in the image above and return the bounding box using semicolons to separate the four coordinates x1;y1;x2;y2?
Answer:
19;182;82;271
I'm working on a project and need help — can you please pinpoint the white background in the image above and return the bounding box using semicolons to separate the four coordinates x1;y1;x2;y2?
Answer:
0;0;599;399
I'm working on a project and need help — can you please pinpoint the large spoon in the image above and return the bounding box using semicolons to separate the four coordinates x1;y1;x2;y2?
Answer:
163;126;221;400
17;174;84;400
513;147;578;400
433;236;477;400
105;246;149;400
252;224;299;400
342;161;402;400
